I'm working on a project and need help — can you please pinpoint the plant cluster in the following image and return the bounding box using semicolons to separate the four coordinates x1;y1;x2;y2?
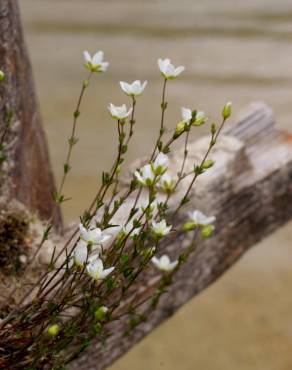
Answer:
0;53;231;369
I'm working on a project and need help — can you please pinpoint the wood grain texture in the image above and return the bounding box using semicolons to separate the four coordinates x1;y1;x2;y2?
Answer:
69;102;292;370
0;0;61;226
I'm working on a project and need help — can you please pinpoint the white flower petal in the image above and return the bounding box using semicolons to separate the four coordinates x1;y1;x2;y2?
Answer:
181;107;192;122
83;51;91;63
92;51;104;65
151;254;178;272
100;267;115;279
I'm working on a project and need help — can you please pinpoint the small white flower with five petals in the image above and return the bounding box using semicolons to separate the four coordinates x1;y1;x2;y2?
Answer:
151;219;172;238
159;173;175;193
121;221;141;238
188;210;216;226
158;58;185;80
73;240;88;266
120;80;147;97
79;224;111;247
83;50;109;72
181;107;192;123
135;164;155;186
86;256;115;281
140;199;159;215
108;103;133;120
181;107;206;126
151;255;178;272
152;152;169;175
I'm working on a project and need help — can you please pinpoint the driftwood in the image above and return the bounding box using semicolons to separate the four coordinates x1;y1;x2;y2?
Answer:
1;1;292;369
69;102;292;370
0;0;61;226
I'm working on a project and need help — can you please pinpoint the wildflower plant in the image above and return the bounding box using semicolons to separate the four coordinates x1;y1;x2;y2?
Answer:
0;50;232;369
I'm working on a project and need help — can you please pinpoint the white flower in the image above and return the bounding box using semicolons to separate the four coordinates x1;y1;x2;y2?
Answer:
158;58;185;79
159;173;175;193
181;107;206;126
151;219;172;237
152;152;169;174
83;50;109;72
151;255;178;272
86;256;115;280
193;111;206;126
135;164;155;186
181;107;192;123
79;223;111;246
120;80;147;97
188;210;216;226
74;240;89;266
122;221;141;238
108;103;133;120
140;199;159;215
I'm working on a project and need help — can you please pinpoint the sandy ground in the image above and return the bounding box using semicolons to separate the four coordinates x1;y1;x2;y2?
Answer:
18;1;292;369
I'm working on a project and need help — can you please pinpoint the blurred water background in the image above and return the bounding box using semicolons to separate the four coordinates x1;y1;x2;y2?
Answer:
20;1;292;369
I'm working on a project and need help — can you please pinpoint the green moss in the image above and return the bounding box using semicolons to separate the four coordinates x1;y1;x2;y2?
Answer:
0;211;29;275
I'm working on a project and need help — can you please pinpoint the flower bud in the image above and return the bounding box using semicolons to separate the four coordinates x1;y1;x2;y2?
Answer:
222;101;232;120
192;111;207;126
143;246;156;258
182;222;196;232
0;70;5;82
201;225;214;238
95;306;108;321
175;121;185;135
47;324;60;337
202;159;215;169
83;79;90;88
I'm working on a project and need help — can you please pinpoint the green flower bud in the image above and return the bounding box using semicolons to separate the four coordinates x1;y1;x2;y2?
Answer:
193;111;207;126
95;306;108;321
143;246;156;258
222;101;232;120
83;79;90;88
182;222;196;232
0;70;5;82
175;121;185;134
47;324;60;337
116;165;121;174
202;159;215;169
201;225;214;238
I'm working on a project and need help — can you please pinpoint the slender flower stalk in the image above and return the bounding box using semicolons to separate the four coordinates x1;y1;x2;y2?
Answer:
126;96;136;144
56;70;93;202
150;77;167;160
173;106;231;215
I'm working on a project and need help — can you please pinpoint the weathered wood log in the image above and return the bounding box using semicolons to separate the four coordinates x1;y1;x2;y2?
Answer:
0;0;61;226
69;102;292;370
